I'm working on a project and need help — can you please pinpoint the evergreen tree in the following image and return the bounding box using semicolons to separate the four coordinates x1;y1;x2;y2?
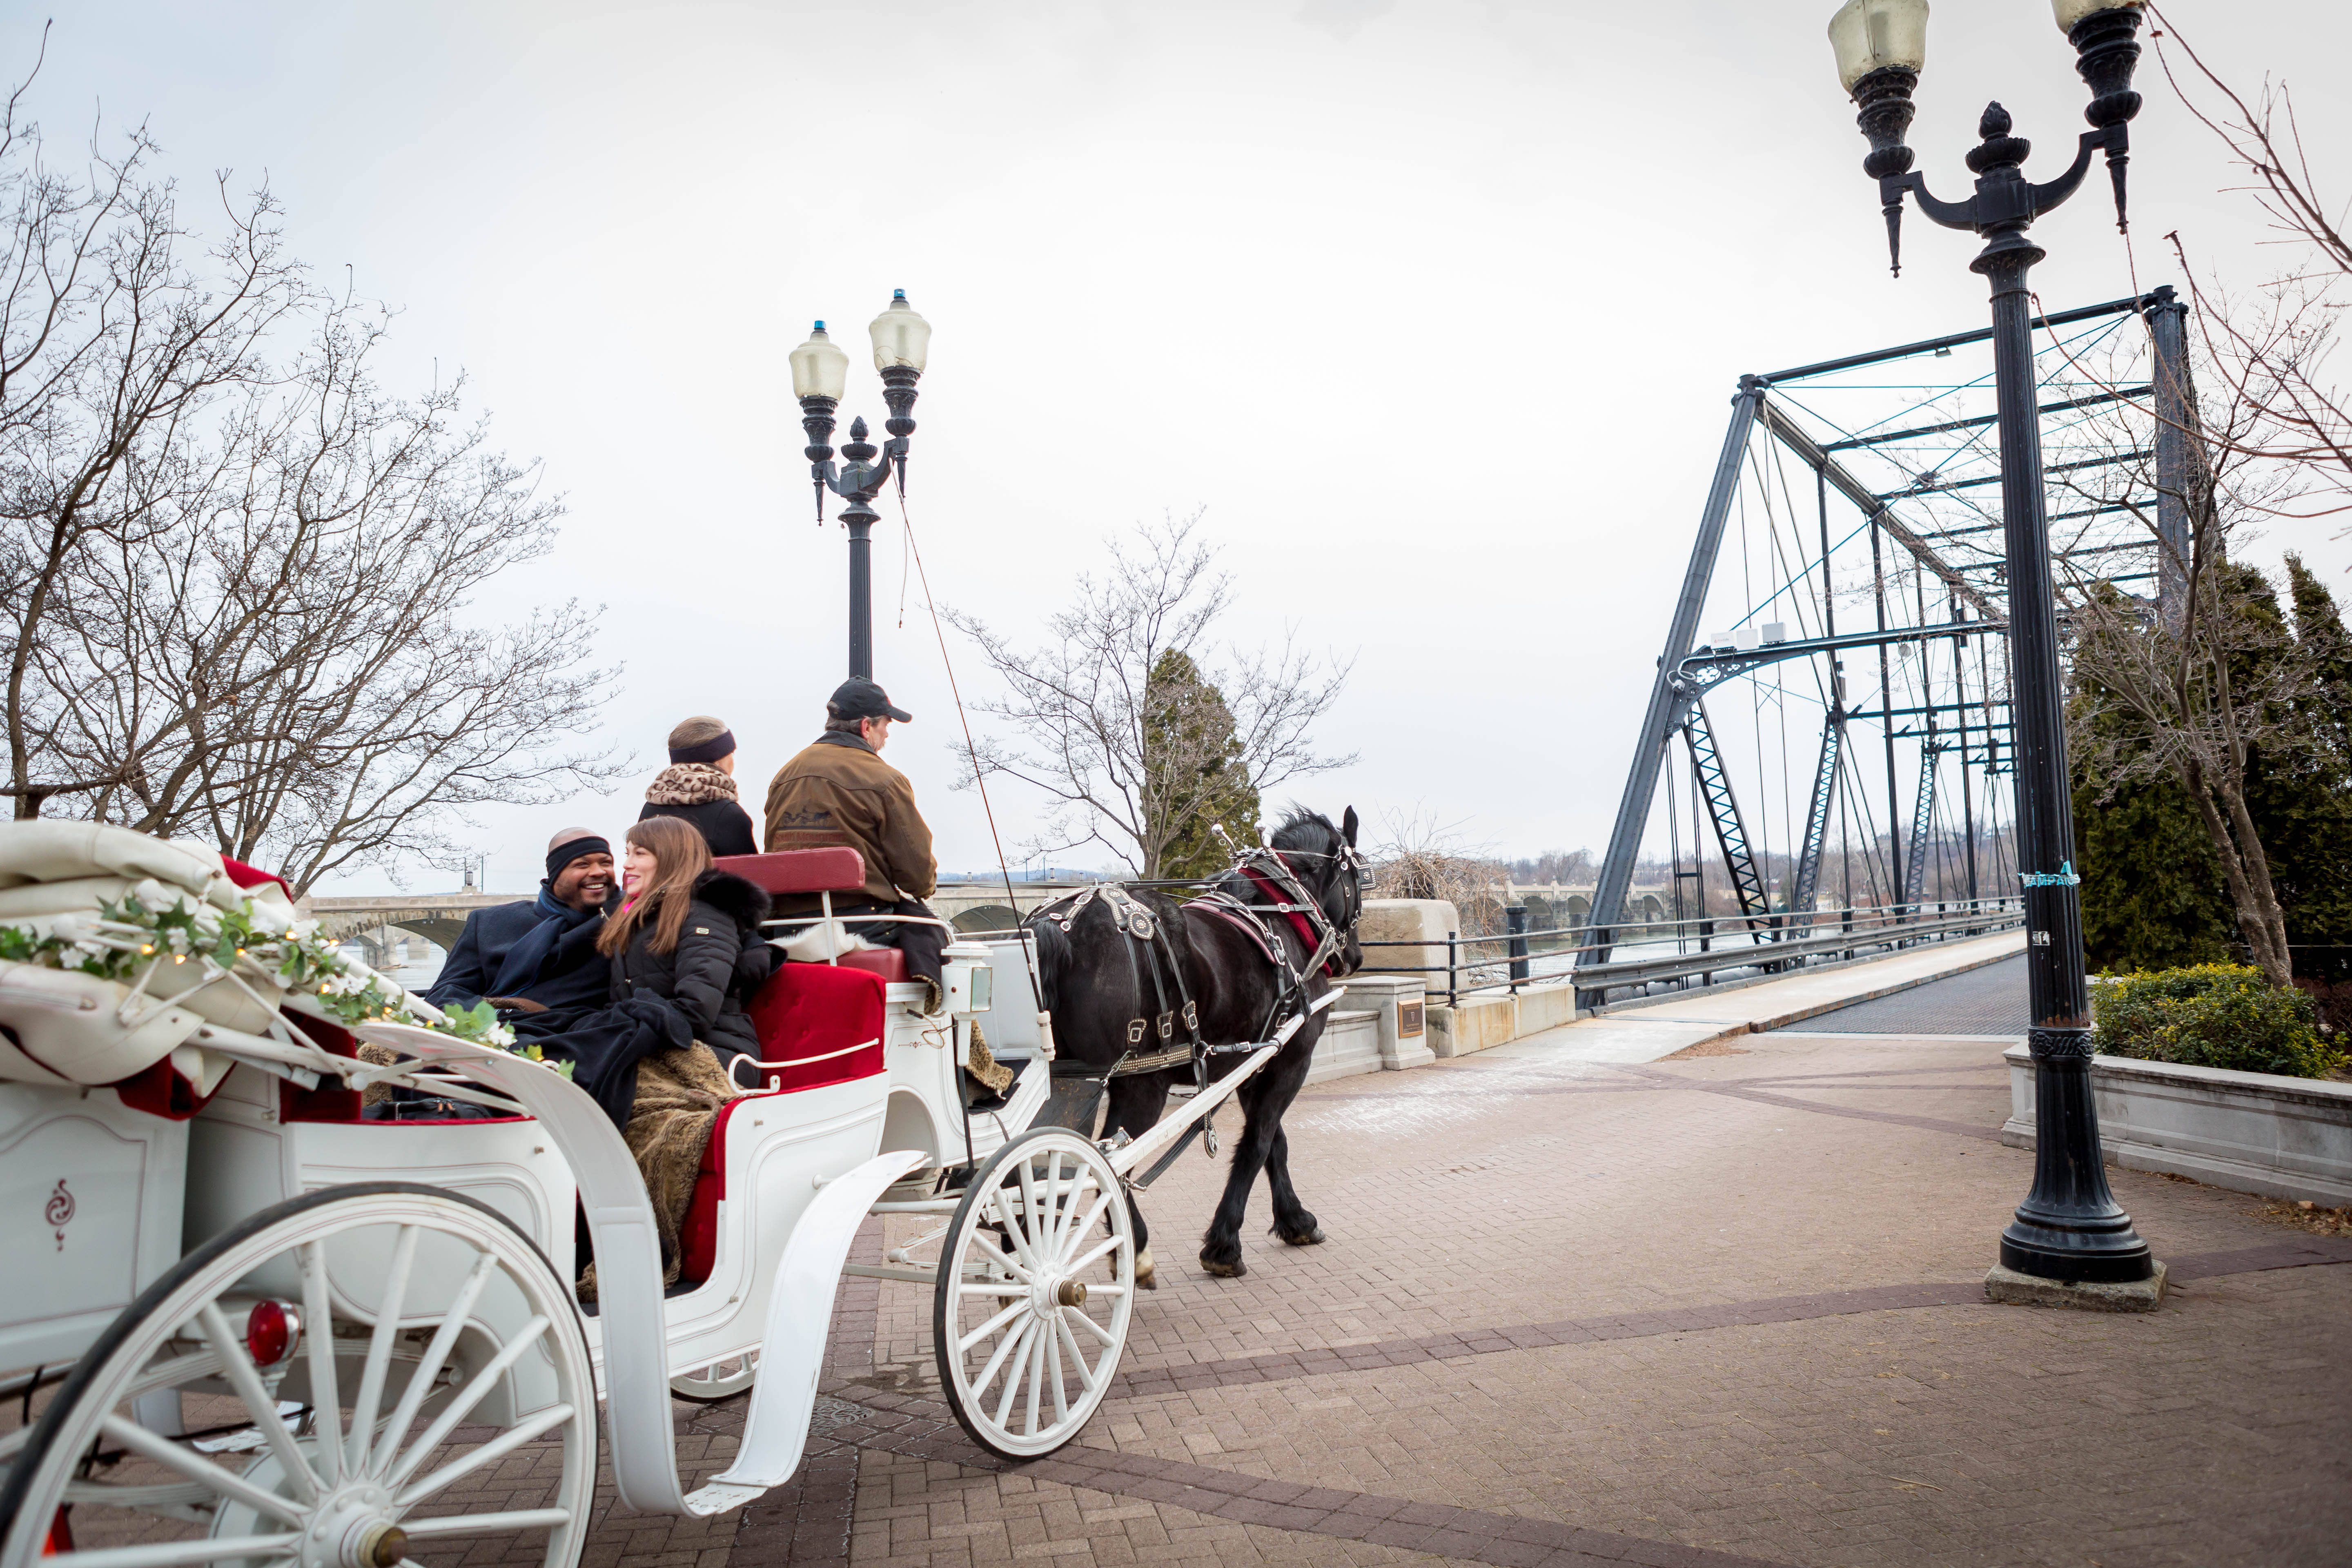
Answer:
1143;649;1261;879
2256;556;2352;976
2072;693;2235;972
2074;559;2352;977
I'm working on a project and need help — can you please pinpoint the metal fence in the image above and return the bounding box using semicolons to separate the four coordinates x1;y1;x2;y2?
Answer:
1357;898;2024;1011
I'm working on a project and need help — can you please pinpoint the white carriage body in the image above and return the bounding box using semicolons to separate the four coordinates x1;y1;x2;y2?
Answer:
0;1081;189;1371
0;824;1268;1566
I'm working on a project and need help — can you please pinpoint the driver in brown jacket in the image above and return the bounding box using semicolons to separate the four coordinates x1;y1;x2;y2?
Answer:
760;678;948;1004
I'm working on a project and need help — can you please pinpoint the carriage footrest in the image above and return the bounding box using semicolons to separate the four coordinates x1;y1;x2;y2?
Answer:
682;1480;770;1517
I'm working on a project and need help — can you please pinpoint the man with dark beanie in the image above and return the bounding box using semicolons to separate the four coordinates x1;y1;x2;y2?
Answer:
762;678;948;1005
424;829;618;1032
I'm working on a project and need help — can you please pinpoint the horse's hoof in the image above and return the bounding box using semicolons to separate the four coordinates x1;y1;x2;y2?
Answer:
1199;1251;1247;1278
1272;1221;1326;1247
1134;1246;1158;1291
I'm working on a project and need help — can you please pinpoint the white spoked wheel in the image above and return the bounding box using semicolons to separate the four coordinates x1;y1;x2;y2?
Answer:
931;1127;1134;1460
0;1183;597;1568
669;1353;758;1404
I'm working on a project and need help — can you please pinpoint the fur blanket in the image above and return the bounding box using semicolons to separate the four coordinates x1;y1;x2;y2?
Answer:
579;1043;743;1299
645;762;739;806
967;1019;1014;1094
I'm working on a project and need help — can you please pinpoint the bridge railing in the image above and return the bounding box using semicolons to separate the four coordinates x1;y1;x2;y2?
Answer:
1357;898;2024;1010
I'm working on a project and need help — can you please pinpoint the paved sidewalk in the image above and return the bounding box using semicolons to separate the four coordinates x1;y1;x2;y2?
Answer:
1796;953;2028;1036
1483;929;2027;1067
422;999;2350;1568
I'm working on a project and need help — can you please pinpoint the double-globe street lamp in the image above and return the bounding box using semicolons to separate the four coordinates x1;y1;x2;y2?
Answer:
1827;0;2158;1294
788;291;934;680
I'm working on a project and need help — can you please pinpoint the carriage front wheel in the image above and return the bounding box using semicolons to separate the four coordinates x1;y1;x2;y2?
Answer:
931;1127;1134;1460
0;1183;597;1568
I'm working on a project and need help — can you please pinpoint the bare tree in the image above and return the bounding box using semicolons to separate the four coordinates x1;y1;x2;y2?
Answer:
1366;806;1507;922
0;63;306;816
2149;6;2350;521
2056;310;2317;987
0;62;621;892
944;511;1354;878
2044;9;2352;987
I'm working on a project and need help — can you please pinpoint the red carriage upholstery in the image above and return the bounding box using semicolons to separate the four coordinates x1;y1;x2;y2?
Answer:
713;848;866;895
742;963;887;1090
679;1096;752;1285
677;960;888;1284
713;848;911;983
839;947;908;983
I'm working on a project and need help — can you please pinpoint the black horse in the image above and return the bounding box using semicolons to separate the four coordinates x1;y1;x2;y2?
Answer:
1028;806;1364;1283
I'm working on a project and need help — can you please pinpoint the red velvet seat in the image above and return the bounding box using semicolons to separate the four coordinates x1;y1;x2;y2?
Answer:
715;848;866;897
839;947;908;983
713;848;911;982
676;960;888;1284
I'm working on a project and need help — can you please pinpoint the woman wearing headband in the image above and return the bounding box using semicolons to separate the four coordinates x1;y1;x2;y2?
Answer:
640;715;759;858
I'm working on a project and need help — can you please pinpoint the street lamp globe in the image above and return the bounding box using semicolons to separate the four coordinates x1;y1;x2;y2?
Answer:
789;322;850;403
2051;0;2141;29
1827;0;1929;93
869;289;931;374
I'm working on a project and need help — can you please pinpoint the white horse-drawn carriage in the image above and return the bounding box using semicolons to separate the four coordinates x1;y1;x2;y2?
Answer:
0;824;1281;1568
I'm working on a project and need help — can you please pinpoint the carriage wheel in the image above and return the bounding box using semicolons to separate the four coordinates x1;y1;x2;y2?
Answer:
669;1352;758;1403
931;1127;1134;1460
0;1183;597;1568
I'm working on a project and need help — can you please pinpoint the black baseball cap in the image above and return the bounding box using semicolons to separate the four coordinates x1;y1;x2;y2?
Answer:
828;677;912;724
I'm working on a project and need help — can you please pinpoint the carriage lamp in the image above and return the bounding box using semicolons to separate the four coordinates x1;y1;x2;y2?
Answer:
245;1298;300;1367
1824;0;2158;1297
790;290;932;679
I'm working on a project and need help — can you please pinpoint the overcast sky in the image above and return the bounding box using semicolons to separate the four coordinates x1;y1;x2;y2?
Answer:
27;0;2351;893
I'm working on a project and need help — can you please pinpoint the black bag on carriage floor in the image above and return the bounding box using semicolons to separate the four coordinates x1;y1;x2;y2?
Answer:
361;1091;513;1122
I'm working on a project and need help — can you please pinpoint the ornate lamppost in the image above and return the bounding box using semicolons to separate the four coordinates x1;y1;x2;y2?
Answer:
788;290;933;679
1827;0;2161;1303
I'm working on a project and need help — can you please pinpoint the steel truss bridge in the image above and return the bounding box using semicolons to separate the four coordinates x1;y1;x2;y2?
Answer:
1587;289;2192;951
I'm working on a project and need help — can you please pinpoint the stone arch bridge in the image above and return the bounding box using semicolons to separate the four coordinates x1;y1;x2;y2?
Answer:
308;876;1677;972
303;881;1107;969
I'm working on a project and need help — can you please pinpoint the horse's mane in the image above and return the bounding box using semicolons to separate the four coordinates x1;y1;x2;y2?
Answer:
1207;808;1340;903
1267;807;1339;856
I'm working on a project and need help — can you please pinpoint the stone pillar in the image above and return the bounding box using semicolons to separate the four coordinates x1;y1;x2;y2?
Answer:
1339;974;1435;1071
1356;898;1461;994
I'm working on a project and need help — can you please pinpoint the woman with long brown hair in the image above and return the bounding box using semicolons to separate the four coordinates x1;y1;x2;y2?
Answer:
599;815;772;1067
569;816;778;1292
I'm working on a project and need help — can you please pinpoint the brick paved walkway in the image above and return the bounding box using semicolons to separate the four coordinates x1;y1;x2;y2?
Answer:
323;1023;2352;1566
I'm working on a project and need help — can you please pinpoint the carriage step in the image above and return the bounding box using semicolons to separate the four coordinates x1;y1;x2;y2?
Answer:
682;1480;771;1517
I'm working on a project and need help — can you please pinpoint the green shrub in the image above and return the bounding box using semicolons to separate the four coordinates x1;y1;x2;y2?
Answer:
2091;964;2346;1079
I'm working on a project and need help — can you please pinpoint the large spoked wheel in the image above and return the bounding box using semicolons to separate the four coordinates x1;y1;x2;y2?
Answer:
0;1183;597;1568
931;1127;1134;1460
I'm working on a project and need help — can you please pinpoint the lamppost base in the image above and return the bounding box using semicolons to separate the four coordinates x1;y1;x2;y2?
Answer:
1984;1258;2167;1313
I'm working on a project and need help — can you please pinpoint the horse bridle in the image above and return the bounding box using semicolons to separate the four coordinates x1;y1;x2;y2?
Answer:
1234;839;1365;984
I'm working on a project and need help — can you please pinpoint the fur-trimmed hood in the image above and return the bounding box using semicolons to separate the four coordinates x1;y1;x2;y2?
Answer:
689;867;771;931
647;762;739;807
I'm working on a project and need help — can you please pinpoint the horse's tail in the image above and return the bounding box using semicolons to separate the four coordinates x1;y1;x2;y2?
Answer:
1024;914;1067;1016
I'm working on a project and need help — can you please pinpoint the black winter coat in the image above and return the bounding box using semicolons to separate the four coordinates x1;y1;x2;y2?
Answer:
639;798;758;858
608;869;776;1064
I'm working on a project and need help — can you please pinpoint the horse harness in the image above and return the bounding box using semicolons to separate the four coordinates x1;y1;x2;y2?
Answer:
1034;882;1207;1079
1032;843;1363;1087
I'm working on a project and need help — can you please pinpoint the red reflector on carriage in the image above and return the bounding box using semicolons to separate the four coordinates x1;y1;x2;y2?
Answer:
713;848;866;897
245;1300;299;1367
